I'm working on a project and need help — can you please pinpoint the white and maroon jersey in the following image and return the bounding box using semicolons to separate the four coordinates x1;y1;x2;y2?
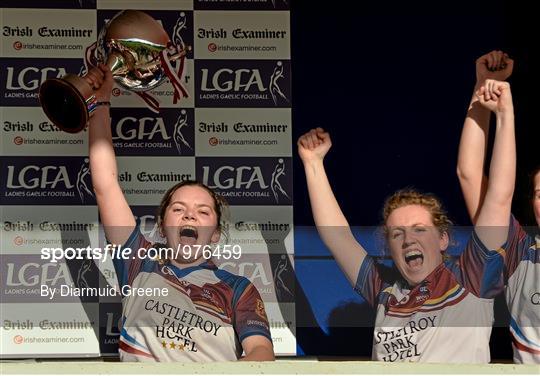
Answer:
504;219;539;364
355;225;511;363
112;228;272;362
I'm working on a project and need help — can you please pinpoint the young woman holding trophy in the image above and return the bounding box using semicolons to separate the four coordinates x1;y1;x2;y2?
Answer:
86;63;274;362
82;17;274;360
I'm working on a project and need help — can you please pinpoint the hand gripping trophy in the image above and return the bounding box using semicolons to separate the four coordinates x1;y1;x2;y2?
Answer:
39;10;190;133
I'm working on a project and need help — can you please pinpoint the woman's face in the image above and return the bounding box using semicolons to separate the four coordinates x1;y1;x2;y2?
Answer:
534;171;540;226
386;204;449;287
161;185;220;264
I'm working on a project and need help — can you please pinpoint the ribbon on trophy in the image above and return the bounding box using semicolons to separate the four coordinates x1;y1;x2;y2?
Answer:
83;41;188;114
161;42;189;105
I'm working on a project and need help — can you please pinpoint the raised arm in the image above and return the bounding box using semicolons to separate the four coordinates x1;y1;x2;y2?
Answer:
87;64;135;244
457;50;513;223
474;80;515;250
297;128;367;285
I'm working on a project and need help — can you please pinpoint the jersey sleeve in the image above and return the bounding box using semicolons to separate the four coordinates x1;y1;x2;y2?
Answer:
233;278;272;343
110;219;151;290
451;216;522;298
502;216;536;280
354;256;385;307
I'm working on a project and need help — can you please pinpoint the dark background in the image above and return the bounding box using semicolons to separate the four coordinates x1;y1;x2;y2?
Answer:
291;0;538;227
291;0;538;360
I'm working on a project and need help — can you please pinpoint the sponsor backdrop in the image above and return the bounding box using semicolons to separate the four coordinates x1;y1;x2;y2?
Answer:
0;0;294;358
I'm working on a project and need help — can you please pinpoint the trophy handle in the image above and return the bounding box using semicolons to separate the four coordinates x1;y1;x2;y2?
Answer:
39;74;96;134
39;51;128;134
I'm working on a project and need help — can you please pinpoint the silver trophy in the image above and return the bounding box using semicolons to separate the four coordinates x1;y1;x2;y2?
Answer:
39;10;189;133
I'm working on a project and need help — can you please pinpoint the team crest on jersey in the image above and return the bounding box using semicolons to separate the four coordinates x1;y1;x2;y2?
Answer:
255;299;266;319
416;285;430;302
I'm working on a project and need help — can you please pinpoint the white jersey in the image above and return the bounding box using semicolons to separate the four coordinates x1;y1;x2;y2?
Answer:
504;220;539;364
355;228;508;363
112;228;272;362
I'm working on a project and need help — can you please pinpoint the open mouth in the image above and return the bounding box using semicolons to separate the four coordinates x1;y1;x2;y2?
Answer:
404;250;424;268
179;225;198;245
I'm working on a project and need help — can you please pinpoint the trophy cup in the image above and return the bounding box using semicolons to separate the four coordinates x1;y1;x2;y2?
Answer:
39;10;189;133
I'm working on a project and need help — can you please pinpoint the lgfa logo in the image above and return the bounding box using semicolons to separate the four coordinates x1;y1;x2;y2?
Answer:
200;68;266;92
202;165;267;190
5;159;94;204
113;116;171;141
200;61;289;105
6;165;73;189
5;66;67;91
112;110;192;155
201;158;290;203
5;262;71;287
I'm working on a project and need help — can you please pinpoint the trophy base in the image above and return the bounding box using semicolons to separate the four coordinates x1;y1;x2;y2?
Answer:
39;74;95;134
